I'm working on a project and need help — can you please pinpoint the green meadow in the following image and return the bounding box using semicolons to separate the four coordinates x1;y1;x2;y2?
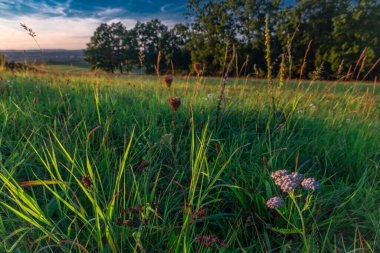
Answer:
0;70;379;252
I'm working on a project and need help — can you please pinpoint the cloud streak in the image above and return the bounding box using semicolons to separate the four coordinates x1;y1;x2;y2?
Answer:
0;0;186;49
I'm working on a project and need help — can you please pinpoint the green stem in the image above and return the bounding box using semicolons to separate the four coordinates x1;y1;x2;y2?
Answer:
289;191;309;253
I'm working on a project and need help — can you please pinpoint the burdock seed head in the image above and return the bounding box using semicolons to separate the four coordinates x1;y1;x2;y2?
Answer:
82;174;92;188
164;74;173;88
266;196;283;209
169;96;181;111
301;178;320;190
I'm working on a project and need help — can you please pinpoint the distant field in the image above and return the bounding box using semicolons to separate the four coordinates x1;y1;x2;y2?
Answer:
0;70;379;252
40;63;91;75
1;49;85;65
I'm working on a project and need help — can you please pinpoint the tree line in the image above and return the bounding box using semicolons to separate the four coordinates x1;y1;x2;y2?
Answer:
84;0;380;80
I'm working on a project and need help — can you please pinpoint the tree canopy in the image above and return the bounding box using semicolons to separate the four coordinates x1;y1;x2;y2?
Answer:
85;0;380;80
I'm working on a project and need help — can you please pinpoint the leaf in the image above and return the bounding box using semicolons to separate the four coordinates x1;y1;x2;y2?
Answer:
272;227;302;235
302;195;313;212
20;180;66;187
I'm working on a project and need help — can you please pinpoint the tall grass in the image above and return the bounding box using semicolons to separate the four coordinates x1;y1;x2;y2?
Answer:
0;70;379;252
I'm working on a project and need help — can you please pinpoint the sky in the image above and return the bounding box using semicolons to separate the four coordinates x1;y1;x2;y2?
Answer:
0;0;187;50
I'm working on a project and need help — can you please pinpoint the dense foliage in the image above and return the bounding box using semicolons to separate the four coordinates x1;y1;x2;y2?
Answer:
84;0;380;79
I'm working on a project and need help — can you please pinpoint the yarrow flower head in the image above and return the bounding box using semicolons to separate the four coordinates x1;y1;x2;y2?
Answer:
270;170;304;192
290;172;304;184
266;196;283;209
279;174;298;192
271;170;289;182
301;178;320;190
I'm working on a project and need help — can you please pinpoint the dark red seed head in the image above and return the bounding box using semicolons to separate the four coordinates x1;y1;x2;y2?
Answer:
193;63;202;74
81;175;92;188
168;97;181;111
164;74;173;88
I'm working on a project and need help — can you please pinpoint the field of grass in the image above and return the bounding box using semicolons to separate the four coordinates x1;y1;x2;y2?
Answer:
0;70;379;252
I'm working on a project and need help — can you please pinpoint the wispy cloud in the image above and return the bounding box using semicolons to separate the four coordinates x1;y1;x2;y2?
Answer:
160;4;173;13
0;0;187;49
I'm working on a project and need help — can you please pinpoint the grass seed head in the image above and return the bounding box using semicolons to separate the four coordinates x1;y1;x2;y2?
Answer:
169;96;181;111
193;63;202;74
164;74;173;88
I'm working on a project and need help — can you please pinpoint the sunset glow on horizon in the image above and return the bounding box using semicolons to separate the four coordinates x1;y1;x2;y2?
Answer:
0;0;186;50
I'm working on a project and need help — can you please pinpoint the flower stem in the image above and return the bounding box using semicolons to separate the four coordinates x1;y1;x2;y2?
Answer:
289;191;309;253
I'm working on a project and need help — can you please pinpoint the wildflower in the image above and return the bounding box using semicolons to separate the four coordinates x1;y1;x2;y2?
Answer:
266;196;283;209
164;74;173;88
290;172;304;184
280;174;298;192
193;63;202;74
271;169;289;185
116;217;133;227
191;207;207;221
195;235;225;248
81;175;92;188
301;178;320;190
168;96;181;111
124;219;133;227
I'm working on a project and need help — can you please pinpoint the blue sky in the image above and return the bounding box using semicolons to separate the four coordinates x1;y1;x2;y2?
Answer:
0;0;187;50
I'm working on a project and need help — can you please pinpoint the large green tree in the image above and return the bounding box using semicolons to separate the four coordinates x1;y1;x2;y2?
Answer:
84;23;127;73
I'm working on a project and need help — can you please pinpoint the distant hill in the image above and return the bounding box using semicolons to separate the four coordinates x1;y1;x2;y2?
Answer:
0;49;86;66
